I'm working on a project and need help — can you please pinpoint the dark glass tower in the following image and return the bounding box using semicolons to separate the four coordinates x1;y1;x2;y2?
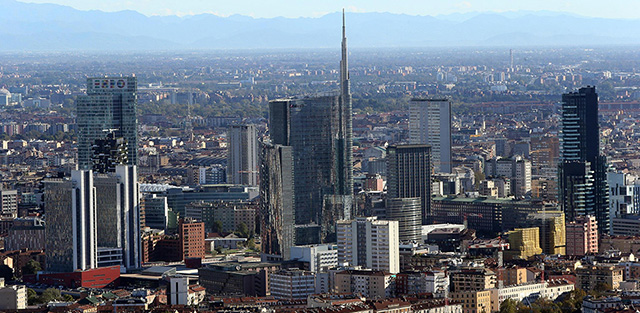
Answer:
266;11;353;245
559;86;609;233
77;77;137;170
386;145;432;225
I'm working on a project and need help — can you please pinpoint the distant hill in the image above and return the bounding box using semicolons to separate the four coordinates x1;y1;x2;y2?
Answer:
1;0;640;51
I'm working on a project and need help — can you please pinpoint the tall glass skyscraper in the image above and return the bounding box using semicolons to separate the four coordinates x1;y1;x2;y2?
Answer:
263;11;353;249
559;86;610;233
77;77;137;170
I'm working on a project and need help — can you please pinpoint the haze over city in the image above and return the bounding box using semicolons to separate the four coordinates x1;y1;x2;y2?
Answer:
0;0;639;312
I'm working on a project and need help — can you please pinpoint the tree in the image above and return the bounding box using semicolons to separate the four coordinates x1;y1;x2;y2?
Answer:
27;288;38;305
499;298;518;313
22;260;42;275
236;222;250;238
0;264;13;281
213;221;224;233
246;238;257;251
40;288;63;303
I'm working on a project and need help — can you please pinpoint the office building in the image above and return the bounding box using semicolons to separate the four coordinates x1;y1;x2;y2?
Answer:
94;165;141;269
266;13;353;244
179;218;205;260
566;215;598;256
289;244;338;273
409;97;452;173
260;143;295;260
336;217;399;274
44;170;97;272
199;262;283;297
484;156;532;198
0;189;18;218
227;124;259;186
387;145;431;224
611;215;640;236
559;86;609;233
385;197;422;242
77;77;137;170
269;269;316;299
4;217;45;251
431;197;550;236
144;194;169;230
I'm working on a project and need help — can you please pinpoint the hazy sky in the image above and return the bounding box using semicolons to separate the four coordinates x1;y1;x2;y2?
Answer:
20;0;639;19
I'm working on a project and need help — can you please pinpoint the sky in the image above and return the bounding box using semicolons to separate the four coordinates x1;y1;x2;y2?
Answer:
19;0;639;19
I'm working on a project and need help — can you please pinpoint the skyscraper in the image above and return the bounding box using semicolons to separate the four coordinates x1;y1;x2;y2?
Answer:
227;124;259;186
259;142;295;260
387;145;432;225
409;98;452;173
77;77;137;170
559;86;609;233
265;11;353;245
44;170;97;272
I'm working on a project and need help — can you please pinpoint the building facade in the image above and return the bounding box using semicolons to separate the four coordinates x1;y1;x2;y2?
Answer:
386;197;422;243
566;215;599;256
409;97;452;173
259;143;295;260
337;217;400;274
269;269;316;299
559;86;610;233
44;170;97;273
77;77;137;170
387;145;432;225
227;124;259;186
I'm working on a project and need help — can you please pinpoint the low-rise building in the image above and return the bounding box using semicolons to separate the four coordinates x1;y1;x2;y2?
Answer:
576;265;624;290
334;270;395;299
450;290;492;313
269;269;316;299
0;279;26;310
450;268;497;292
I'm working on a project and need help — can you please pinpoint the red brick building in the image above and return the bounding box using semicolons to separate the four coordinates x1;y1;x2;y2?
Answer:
179;218;205;259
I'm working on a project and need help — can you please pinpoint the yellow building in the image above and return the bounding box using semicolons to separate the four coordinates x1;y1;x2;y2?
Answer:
505;227;542;260
529;211;566;255
451;290;493;313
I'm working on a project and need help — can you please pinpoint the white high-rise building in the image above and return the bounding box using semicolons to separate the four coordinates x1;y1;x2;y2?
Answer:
409;98;452;173
336;217;399;274
227;124;259;186
485;156;532;198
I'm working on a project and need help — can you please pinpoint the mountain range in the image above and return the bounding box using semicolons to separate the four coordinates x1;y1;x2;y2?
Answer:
1;0;640;51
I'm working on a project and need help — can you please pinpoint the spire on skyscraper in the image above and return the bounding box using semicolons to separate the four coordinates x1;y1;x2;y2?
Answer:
340;8;350;104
